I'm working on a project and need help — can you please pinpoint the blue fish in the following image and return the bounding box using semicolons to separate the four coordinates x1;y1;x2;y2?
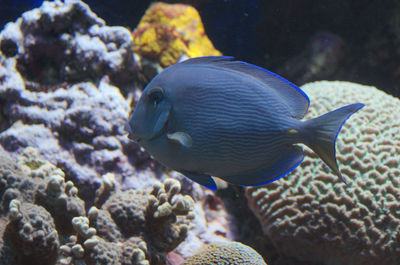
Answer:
126;56;364;190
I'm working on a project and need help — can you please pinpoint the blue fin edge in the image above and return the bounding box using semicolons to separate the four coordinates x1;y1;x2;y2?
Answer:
239;152;305;187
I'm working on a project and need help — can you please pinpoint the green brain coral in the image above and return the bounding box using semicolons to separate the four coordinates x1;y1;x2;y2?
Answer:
182;242;267;265
246;81;400;265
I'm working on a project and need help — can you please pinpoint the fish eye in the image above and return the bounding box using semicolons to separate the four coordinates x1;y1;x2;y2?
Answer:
148;87;164;105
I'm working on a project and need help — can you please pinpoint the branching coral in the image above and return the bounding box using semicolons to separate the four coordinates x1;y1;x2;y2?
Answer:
87;177;195;265
246;81;400;265
0;147;85;264
0;147;196;265
7;200;59;263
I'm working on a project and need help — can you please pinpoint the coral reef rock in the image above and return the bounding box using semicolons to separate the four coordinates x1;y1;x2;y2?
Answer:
7;200;59;263
0;147;85;265
0;148;196;265
86;176;195;265
0;57;158;195
0;0;166;196
133;2;221;69
0;0;137;87
0;3;237;263
182;241;267;265
246;81;400;265
171;172;236;259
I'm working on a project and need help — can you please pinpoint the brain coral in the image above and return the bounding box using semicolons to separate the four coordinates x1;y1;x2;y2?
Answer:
182;241;267;265
132;2;221;68
246;81;400;265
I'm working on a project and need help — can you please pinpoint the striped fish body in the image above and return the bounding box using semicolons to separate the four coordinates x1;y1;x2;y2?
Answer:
152;65;299;177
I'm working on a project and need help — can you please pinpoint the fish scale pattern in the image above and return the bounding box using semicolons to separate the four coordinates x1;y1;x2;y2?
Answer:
246;81;400;265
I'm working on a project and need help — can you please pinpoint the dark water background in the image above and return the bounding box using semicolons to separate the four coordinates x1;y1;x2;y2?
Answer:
2;0;400;98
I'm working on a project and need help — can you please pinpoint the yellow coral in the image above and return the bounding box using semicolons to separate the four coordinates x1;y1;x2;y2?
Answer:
133;2;221;67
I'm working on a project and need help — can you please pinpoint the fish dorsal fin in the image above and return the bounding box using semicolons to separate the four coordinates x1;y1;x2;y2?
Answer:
180;56;310;119
180;56;234;65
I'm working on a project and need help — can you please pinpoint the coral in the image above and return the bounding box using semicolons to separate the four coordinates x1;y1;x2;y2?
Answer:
0;0;158;193
132;2;221;68
101;189;150;235
0;0;163;192
0;1;237;263
246;81;400;265
0;147;197;265
182;241;267;265
166;172;237;259
87;177;195;265
0;0;137;87
0;0;166;210
7;200;59;264
0;147;86;265
0;147;85;227
0;58;157;196
59;215;151;265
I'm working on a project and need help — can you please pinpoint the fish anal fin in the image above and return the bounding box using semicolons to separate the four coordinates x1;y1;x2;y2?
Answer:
181;171;217;191
225;146;304;186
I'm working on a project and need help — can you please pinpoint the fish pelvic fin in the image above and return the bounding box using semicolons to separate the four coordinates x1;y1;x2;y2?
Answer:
181;171;217;190
303;103;364;186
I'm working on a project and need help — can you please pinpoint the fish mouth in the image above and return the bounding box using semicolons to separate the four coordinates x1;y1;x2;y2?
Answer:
125;120;168;143
128;134;142;142
125;122;143;143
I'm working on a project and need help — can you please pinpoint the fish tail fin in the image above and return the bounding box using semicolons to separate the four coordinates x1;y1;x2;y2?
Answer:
303;103;364;186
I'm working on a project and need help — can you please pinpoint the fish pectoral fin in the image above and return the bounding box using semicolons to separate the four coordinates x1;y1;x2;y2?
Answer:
226;146;304;186
167;132;193;147
181;171;217;191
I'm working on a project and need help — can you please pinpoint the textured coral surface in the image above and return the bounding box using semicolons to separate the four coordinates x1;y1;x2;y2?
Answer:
0;2;236;264
0;10;157;197
4;1;399;265
133;2;221;68
0;147;196;265
0;61;156;194
0;0;137;87
0;147;85;264
89;177;195;265
182;241;267;265
246;81;400;265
